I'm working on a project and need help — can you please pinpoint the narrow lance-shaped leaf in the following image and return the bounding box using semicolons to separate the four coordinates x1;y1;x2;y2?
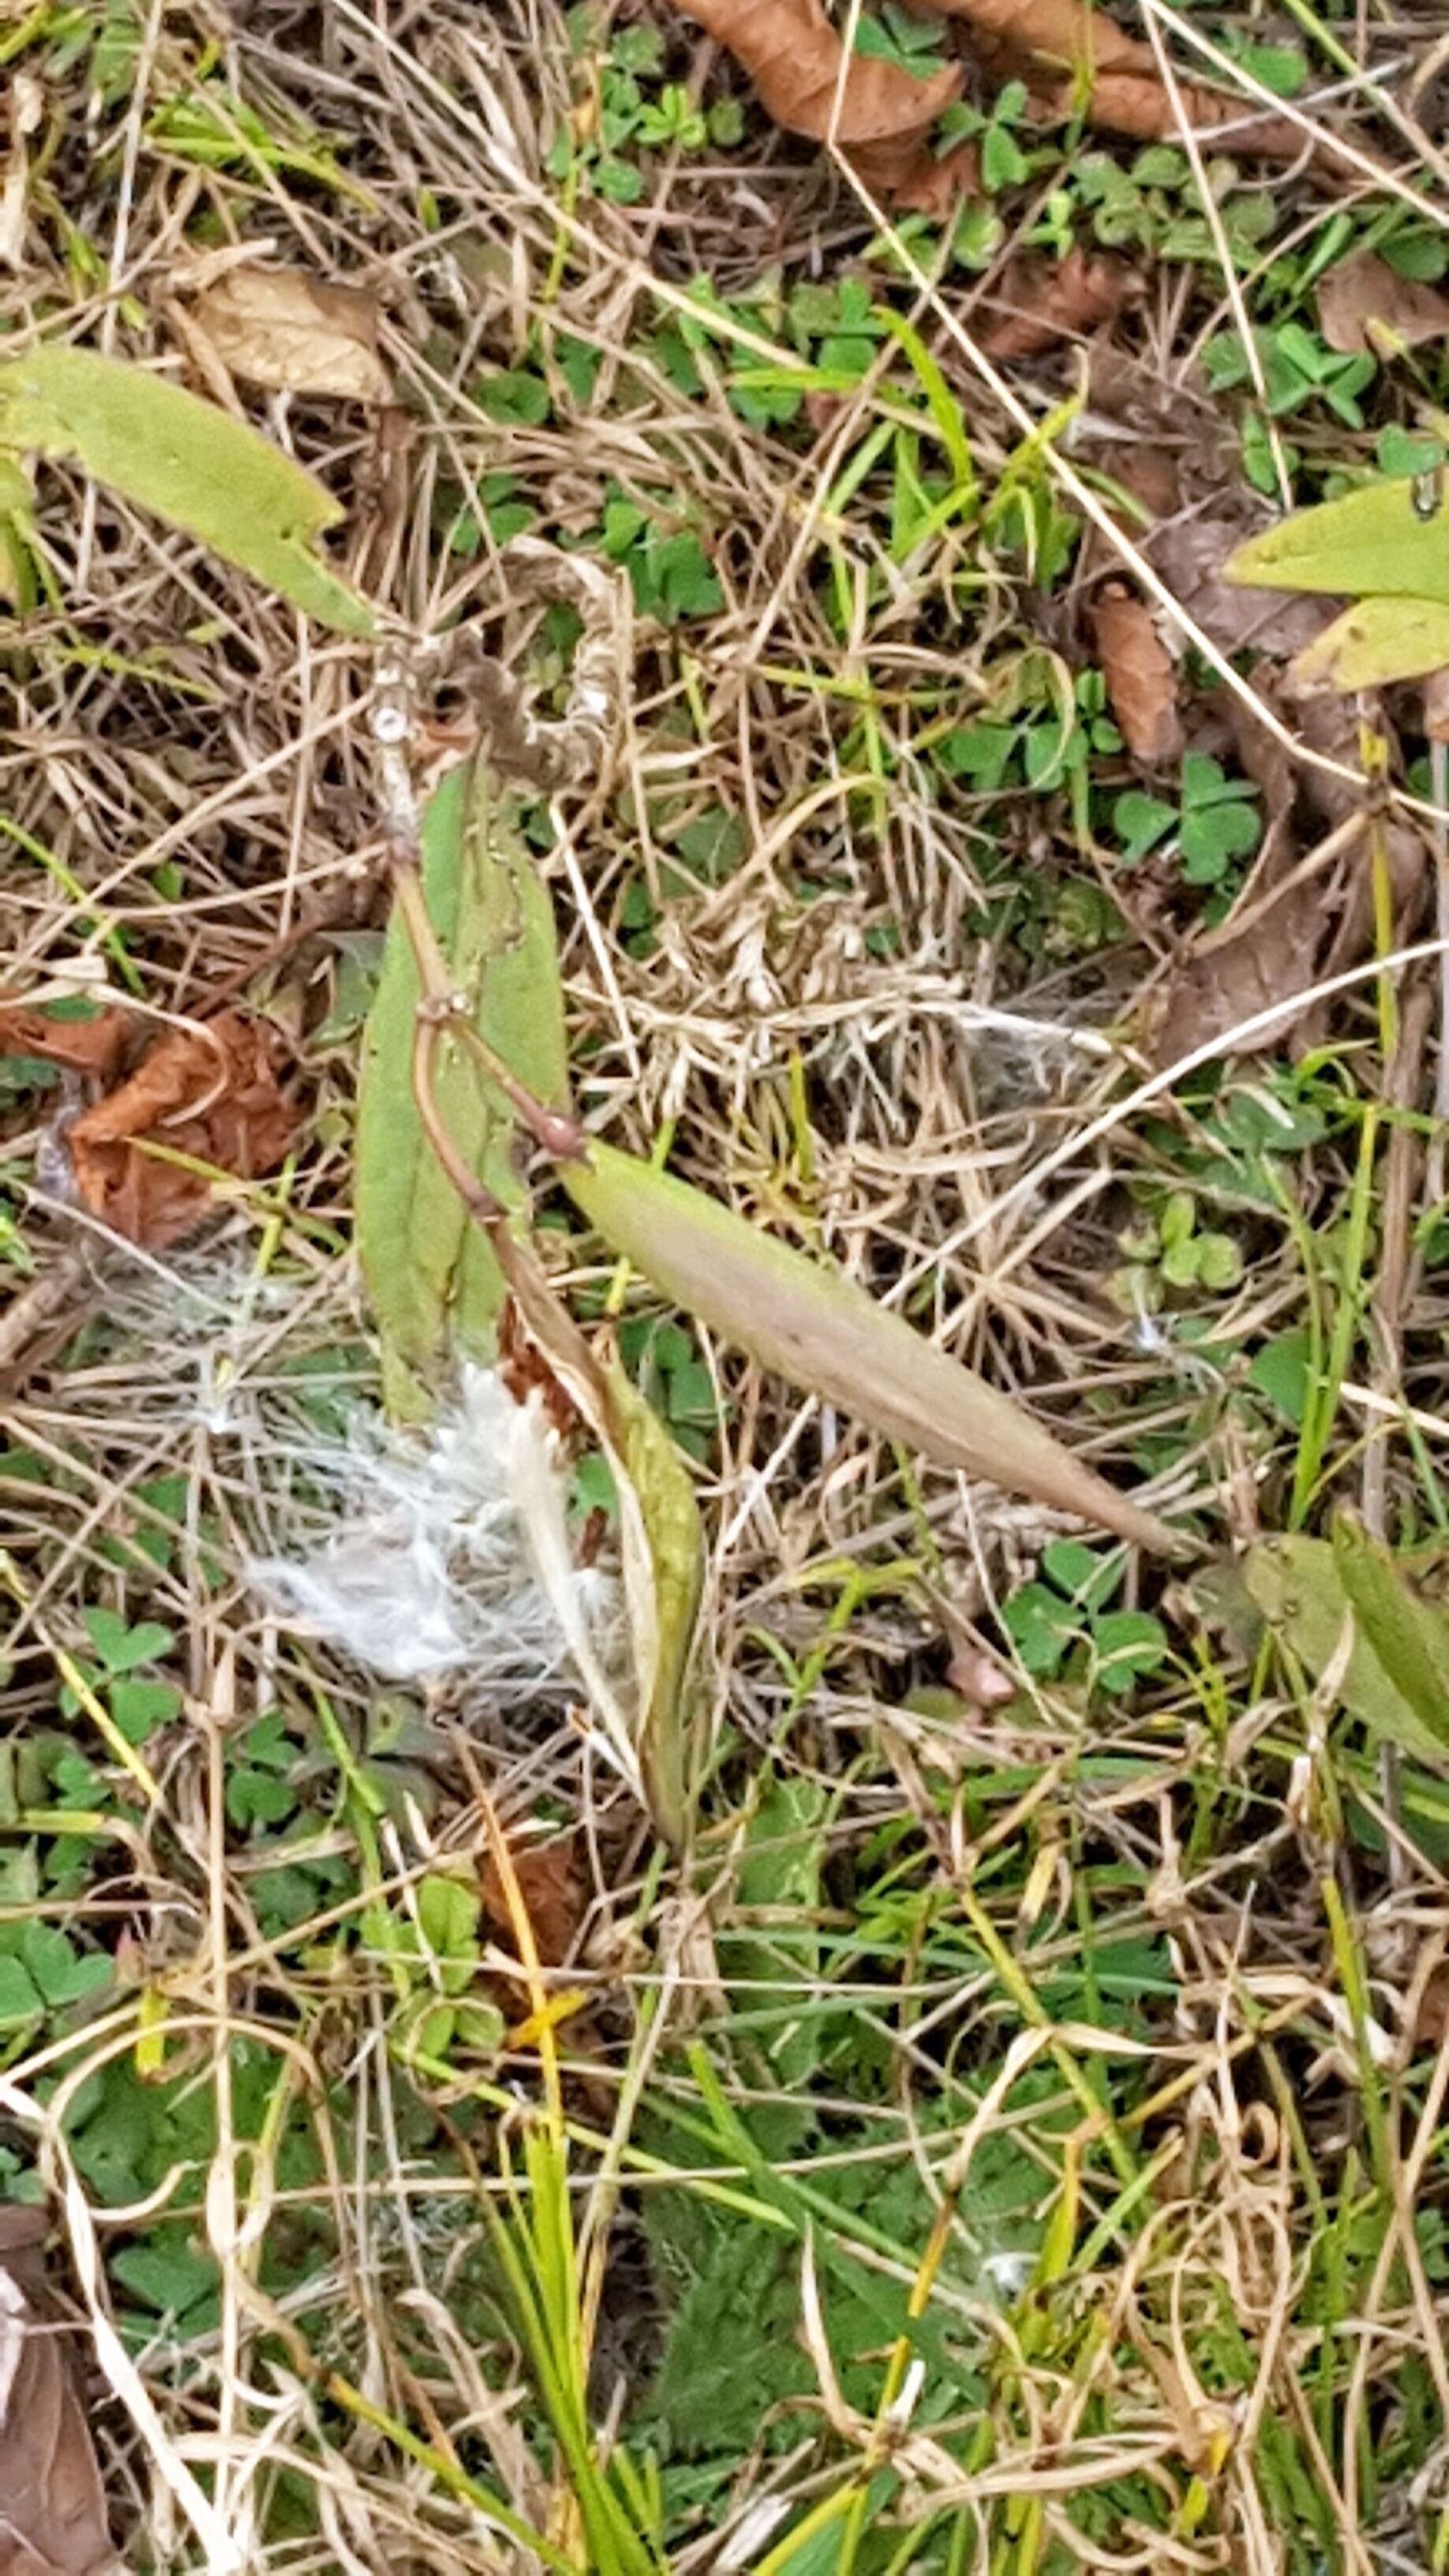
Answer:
1226;470;1449;609
601;1361;703;1848
562;1144;1179;1554
0;344;376;635
355;754;569;1416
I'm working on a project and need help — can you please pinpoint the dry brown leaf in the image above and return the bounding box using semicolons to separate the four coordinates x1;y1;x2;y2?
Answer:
0;2213;117;2576
1144;876;1322;1065
676;0;964;197
0;1006;129;1080
481;1838;586;1968
1318;249;1449;356
928;0;1301;152
184;266;391;402
1147;511;1330;662
66;1009;295;1249
982;245;1140;358
1088;582;1182;763
679;0;1297;200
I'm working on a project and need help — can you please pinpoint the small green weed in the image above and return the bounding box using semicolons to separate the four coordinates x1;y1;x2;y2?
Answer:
1000;1540;1171;1694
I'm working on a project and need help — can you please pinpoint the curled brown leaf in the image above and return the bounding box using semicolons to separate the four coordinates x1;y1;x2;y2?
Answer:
0;2213;118;2576
982;245;1140;358
931;0;1301;152
0;1006;129;1080
66;1009;295;1249
1318;249;1449;356
1088;583;1181;764
676;0;1299;204
676;0;965;198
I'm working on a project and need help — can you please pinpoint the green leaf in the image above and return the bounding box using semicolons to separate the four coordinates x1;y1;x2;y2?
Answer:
1159;1191;1195;1252
1180;799;1259;880
355;755;570;1415
18;1922;111;2008
0;346;376;634
1090;1608;1168;1695
1003;1581;1081;1676
0;1956;43;2029
1195;1232;1244;1291
1244;1533;1449;1767
110;2233;219;2320
563;1143;1177;1552
937;721;1016;789
417;1873;481;1994
1160;1235;1204;1288
1291;594;1449;691
477;369;552;427
1114;790;1177;865
107;1676;182;1742
1042;1540;1121;1611
1332;1517;1449;1757
1249;1327;1312;1427
983;122;1029;191
80;1607;173;1672
603;1363;705;1848
1227;470;1449;609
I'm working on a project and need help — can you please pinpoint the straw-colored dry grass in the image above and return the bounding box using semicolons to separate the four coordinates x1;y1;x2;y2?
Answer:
5;2;1449;2570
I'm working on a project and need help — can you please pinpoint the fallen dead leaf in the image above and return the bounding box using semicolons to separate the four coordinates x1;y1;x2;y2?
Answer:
183;265;391;402
0;2211;117;2576
66;1009;295;1249
1147;672;1428;1066
982;246;1141;359
0;1006;129;1081
1088;583;1182;764
929;0;1301;153
1318;249;1449;355
677;0;1299;203
676;0;964;199
1144;874;1321;1065
481;1837;587;1968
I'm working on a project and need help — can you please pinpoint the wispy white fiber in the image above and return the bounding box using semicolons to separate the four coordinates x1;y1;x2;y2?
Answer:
249;1366;624;1716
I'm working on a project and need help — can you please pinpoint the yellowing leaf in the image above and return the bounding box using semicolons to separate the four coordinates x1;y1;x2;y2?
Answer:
355;755;569;1415
1226;470;1449;610
0;343;376;634
1290;593;1449;691
563;1144;1178;1552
